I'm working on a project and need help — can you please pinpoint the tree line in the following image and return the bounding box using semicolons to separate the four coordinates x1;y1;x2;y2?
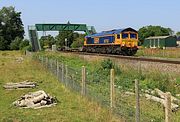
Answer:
39;31;85;50
0;6;180;51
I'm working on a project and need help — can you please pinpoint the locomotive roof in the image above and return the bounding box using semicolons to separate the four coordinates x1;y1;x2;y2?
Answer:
86;27;137;38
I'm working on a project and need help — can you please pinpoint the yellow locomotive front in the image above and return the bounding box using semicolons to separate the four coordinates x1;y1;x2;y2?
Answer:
121;32;138;47
114;28;138;55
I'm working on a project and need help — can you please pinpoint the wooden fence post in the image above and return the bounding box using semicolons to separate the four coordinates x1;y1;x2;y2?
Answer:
65;65;68;86
46;57;48;68
81;66;86;95
165;92;172;122
56;61;59;79
135;79;140;122
61;63;64;82
38;55;41;61
50;59;52;70
110;69;115;108
41;56;44;65
138;60;141;75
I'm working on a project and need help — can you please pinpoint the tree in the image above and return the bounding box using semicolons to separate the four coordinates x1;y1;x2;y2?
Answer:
10;37;22;50
138;25;173;43
39;35;55;49
0;36;7;50
55;31;74;47
176;32;180;36
0;6;24;50
71;33;85;48
19;39;29;50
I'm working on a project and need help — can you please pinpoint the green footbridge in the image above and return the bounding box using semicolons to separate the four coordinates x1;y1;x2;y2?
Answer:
28;22;96;51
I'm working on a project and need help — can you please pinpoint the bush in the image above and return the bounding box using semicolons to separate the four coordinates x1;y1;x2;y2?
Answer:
19;39;29;50
101;59;113;70
0;36;8;50
10;37;22;50
71;37;84;48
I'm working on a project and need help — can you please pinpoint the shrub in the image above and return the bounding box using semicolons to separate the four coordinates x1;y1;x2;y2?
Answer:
10;37;22;50
19;39;29;50
101;59;113;70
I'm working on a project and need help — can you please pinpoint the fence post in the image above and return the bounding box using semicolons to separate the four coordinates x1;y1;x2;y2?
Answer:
81;66;86;95
165;92;172;122
135;79;140;122
41;56;44;65
110;69;115;108
163;49;165;57
53;60;56;74
46;57;48;68
56;61;59;79
138;60;141;75
38;55;41;61
61;63;64;82
49;59;52;71
65;65;68;86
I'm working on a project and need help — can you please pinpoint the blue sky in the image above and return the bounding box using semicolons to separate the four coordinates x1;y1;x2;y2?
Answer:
0;0;180;38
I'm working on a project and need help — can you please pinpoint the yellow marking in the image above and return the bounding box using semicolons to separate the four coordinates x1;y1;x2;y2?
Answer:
94;38;99;44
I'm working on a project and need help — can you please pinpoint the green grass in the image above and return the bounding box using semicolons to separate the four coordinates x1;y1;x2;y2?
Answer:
36;51;180;121
136;48;180;59
0;51;120;122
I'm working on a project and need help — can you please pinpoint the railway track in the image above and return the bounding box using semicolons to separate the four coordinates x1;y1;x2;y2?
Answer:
60;51;180;65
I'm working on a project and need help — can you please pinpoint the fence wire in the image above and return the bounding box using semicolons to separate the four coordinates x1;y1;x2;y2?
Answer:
34;55;179;122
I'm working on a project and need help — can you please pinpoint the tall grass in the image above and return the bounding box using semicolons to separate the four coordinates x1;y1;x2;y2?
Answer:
136;48;180;58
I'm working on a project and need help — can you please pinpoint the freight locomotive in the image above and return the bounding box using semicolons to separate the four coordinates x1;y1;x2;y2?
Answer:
82;27;138;56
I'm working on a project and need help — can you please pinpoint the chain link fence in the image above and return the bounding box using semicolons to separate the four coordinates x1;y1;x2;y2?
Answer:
34;55;178;122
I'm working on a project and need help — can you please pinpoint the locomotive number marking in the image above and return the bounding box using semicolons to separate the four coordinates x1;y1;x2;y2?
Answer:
104;39;109;43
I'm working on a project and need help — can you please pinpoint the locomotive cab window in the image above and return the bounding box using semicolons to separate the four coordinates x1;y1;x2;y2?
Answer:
130;33;137;39
122;33;128;39
117;34;120;39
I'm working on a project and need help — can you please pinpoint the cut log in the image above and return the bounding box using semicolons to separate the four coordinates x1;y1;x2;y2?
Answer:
145;94;179;112
32;103;41;108
3;84;36;89
32;94;46;103
155;88;180;104
124;91;135;96
33;103;57;109
31;90;48;98
3;81;36;89
155;88;166;99
40;100;47;105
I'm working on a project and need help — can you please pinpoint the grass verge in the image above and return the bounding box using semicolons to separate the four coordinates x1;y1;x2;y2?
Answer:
0;51;120;122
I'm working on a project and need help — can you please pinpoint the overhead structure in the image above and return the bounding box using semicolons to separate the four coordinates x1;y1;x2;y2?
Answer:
35;23;96;35
28;26;41;52
28;22;96;52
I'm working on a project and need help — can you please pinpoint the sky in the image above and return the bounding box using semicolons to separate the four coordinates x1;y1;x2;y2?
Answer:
0;0;180;38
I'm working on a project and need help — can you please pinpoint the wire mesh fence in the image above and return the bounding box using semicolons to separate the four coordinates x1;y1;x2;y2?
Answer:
34;55;179;122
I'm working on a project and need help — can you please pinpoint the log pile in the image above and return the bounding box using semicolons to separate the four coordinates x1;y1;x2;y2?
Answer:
3;80;36;89
122;88;179;112
13;90;57;109
16;57;24;63
144;88;179;112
